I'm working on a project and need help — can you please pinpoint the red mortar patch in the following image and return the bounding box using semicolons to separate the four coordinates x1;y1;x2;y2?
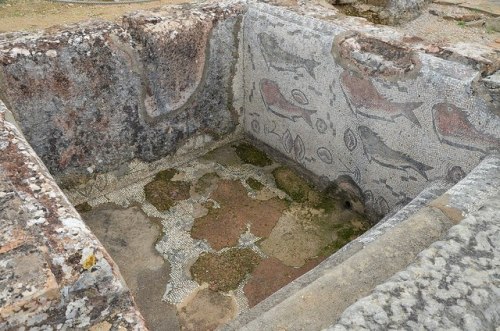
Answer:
191;180;287;250
243;256;323;307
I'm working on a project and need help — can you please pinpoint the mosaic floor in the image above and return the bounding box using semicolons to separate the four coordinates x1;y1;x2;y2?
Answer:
76;141;371;330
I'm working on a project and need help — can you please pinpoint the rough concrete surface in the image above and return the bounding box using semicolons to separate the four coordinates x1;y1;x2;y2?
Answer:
81;205;179;331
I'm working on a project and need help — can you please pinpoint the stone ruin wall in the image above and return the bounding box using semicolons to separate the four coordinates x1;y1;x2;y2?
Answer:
0;1;245;191
0;1;499;328
0;101;146;329
1;1;498;217
242;2;500;217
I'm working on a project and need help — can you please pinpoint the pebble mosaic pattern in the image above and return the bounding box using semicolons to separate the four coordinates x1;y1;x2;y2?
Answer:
79;141;371;329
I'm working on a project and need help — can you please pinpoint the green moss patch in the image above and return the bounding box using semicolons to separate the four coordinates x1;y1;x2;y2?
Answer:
319;220;370;257
190;248;261;292
272;167;354;214
144;169;190;212
246;177;264;191
233;142;272;167
265;165;371;265
154;169;178;182
194;172;220;196
272;166;321;204
75;202;92;213
272;166;309;202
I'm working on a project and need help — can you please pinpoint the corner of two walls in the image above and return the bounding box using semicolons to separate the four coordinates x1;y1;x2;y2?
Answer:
1;1;499;215
240;3;500;218
0;1;246;195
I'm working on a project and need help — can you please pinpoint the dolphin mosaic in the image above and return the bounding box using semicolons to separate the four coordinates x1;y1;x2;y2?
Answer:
358;126;433;180
258;32;320;78
260;79;317;127
432;102;500;154
341;71;423;127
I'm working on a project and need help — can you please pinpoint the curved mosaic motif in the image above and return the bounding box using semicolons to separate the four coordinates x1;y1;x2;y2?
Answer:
260;79;317;127
358;126;432;180
340;71;422;127
343;128;357;152
317;147;333;164
282;129;294;154
293;135;305;161
292;89;309;105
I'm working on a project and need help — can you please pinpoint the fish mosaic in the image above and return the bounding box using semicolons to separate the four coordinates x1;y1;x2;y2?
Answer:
432;103;500;154
260;79;317;127
244;16;499;218
357;126;433;180
341;71;423;127
258;32;320;78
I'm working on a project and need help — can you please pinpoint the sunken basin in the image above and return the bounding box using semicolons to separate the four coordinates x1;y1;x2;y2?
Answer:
0;0;499;330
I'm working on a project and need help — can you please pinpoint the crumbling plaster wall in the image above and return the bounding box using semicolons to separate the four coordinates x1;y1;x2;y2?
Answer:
0;1;245;189
242;2;500;217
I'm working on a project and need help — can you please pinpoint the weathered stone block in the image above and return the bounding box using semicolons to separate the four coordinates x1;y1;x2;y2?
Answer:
331;0;431;25
0;247;60;322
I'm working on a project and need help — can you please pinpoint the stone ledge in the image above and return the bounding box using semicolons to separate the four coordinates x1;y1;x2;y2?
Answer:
0;101;146;330
330;188;500;330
